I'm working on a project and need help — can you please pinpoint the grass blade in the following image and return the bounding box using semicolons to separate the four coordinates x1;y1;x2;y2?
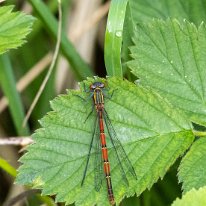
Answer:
0;54;29;135
0;157;17;177
104;0;128;77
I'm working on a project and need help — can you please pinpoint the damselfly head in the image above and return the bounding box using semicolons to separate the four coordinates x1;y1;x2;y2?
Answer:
90;82;105;91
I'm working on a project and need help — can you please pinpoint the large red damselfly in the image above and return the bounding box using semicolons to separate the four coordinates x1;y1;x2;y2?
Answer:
81;81;137;205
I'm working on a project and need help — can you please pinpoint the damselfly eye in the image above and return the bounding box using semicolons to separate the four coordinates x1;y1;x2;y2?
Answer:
90;84;96;90
98;82;105;88
90;82;105;90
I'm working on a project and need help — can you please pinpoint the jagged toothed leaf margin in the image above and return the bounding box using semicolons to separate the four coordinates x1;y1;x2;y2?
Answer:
129;19;206;126
16;77;194;206
178;138;206;192
0;5;34;54
122;0;206;70
172;186;206;206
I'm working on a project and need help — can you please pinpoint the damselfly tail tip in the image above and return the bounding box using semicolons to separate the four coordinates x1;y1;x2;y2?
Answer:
109;194;115;206
110;199;116;206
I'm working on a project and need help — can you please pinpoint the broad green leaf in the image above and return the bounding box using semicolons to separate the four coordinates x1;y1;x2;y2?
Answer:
172;187;206;206
122;0;206;75
129;0;206;25
0;5;34;55
16;77;194;206
104;0;128;77
129;19;206;126
178;138;206;192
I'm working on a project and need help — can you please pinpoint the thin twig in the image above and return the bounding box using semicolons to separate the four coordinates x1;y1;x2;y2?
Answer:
0;53;52;113
22;0;62;127
0;137;33;146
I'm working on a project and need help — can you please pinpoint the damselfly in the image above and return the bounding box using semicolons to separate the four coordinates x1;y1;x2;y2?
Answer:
81;81;137;205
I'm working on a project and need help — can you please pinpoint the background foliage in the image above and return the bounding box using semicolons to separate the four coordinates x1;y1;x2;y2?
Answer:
1;0;206;206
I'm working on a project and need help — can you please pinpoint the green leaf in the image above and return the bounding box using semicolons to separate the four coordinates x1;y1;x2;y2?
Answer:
0;157;17;177
178;138;206;192
104;0;128;77
172;186;206;206
0;5;34;55
122;0;206;76
16;77;194;206
129;0;206;25
129;19;206;126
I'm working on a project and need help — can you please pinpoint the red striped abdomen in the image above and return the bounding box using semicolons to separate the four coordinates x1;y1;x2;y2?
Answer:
99;111;115;206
